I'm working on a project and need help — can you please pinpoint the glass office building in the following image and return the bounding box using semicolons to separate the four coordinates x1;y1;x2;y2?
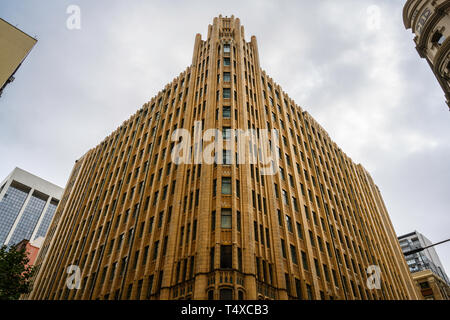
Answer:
0;167;63;247
399;231;450;286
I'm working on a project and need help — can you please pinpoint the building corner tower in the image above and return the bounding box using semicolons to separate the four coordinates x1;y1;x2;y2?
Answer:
403;0;450;111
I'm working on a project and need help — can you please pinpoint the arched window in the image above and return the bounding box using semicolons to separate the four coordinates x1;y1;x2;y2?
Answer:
432;30;445;46
219;288;233;300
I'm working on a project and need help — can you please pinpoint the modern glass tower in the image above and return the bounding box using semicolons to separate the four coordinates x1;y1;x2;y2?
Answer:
28;16;419;300
0;167;63;247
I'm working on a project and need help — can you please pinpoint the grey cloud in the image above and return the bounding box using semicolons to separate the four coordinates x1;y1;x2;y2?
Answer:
0;0;448;276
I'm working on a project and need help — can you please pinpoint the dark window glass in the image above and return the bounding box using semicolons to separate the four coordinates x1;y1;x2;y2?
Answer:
220;245;232;269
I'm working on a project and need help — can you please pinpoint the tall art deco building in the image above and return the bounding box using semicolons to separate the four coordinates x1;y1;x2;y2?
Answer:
28;16;419;300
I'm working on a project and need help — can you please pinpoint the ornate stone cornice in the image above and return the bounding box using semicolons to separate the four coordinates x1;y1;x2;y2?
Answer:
418;2;450;49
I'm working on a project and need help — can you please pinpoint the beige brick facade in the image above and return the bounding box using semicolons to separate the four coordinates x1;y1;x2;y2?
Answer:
27;16;419;300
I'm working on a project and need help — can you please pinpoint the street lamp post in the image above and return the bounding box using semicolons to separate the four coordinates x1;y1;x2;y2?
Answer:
403;238;450;256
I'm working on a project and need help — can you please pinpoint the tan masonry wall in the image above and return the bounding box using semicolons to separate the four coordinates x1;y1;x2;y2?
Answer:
27;15;419;300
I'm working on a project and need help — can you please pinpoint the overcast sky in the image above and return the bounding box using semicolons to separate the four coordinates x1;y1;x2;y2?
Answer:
1;0;449;278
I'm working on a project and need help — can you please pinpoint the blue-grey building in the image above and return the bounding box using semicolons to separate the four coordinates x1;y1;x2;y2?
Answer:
0;167;63;247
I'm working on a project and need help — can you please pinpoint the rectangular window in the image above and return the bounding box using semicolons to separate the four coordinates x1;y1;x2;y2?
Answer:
224;57;231;66
304;205;310;219
295;278;302;300
110;262;116;281
119;257;127;276
117;234;124;251
223;106;231;118
223;127;231;140
143;246;149;265
301;251;308;270
152;241;159;260
314;259;321;277
220;245;232;269
147;217;154;234
162;185;167;200
292;197;299;211
136;279;143;299
221;209;232;229
285;274;291;296
153;191;158;206
282;190;289;206
290;245;298;264
312;211;318;225
323;264;330;282
309;230;315;247
220;289;233;300
179;227;184;246
260;225;264;245
189;257;195;279
221;177;232;194
281;239;287;258
211;210;216;231
223;150;232;165
158;211;164;228
296;222;303;239
101;267;108;284
237;210;241;231
195;189;199;206
108;239;115;255
223;72;231;82
318;236;324;252
332;269;338;287
192;220;197;240
266;228;270;248
133;250;140;269
306;284;314;300
223;88;231;99
238;248;242;272
210;247;215;271
223;44;231;53
162;236;168;256
326;242;332;257
300;183;305;196
285;215;293;232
